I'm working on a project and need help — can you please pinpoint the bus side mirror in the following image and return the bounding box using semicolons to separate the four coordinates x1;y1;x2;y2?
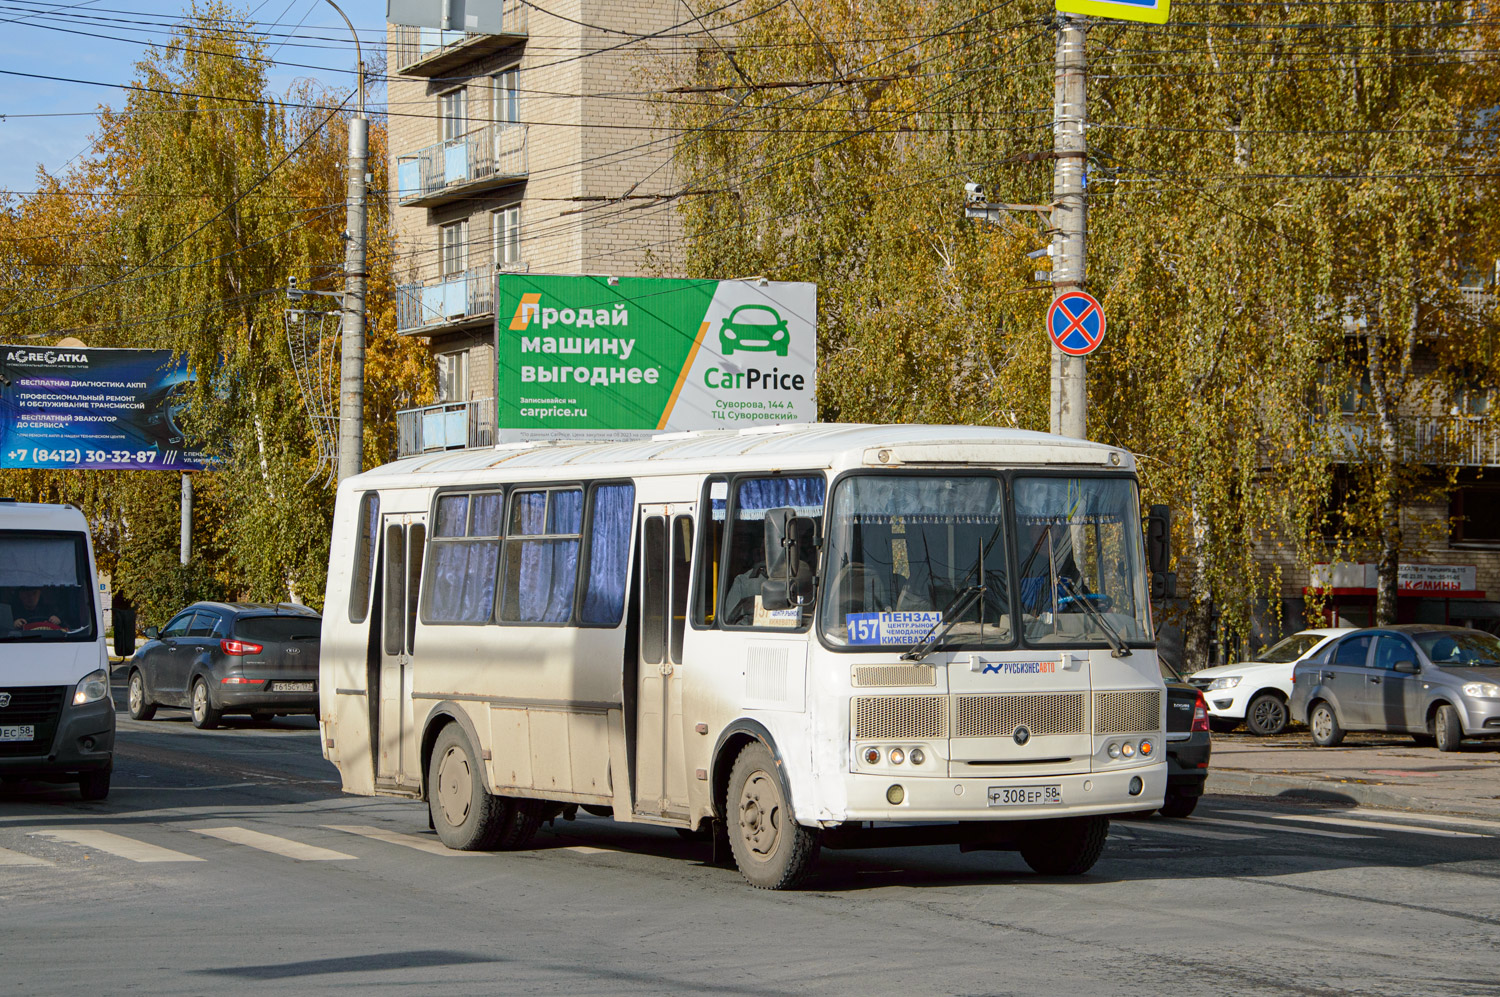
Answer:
1151;572;1177;600
1146;504;1172;574
762;509;817;611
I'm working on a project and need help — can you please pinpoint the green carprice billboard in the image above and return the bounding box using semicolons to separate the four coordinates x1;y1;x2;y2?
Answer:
497;275;817;441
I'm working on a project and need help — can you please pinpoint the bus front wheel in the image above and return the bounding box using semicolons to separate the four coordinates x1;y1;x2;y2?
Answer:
427;723;540;851
1018;816;1109;876
726;741;820;889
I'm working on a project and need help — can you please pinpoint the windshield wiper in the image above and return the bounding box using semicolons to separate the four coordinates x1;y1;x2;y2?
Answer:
900;584;985;661
1058;576;1131;658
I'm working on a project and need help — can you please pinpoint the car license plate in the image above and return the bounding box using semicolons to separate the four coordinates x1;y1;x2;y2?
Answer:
0;725;35;742
275;681;314;693
988;784;1063;807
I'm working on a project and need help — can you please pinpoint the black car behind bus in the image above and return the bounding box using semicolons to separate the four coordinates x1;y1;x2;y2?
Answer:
126;602;320;729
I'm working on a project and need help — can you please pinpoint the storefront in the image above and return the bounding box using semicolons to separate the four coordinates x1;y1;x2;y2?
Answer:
1306;562;1496;631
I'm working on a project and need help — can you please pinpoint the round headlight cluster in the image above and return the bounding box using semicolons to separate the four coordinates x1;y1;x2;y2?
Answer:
860;745;929;767
1107;739;1155;760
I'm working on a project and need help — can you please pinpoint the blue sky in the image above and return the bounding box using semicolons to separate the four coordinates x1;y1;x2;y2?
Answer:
0;1;387;193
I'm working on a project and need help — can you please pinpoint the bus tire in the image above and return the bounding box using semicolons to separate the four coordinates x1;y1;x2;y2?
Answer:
726;741;820;889
427;724;540;851
1018;816;1109;876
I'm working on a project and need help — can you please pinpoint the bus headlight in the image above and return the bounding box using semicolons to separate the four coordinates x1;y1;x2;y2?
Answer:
1121;742;1136;758
889;748;906;765
1107;743;1121;759
909;748;925;766
74;668;109;706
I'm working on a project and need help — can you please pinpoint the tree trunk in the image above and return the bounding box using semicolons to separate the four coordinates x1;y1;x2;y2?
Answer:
1183;501;1216;669
1375;464;1401;625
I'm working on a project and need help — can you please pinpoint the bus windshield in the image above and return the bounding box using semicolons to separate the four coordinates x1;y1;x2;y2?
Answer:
820;475;1012;649
1014;476;1151;647
0;532;97;642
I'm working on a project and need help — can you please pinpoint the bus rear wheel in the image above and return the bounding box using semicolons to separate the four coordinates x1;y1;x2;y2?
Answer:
427;724;540;851
1018;816;1109;876
726;741;820;890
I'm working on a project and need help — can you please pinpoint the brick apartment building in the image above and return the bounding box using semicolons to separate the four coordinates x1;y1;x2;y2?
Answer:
385;1;685;456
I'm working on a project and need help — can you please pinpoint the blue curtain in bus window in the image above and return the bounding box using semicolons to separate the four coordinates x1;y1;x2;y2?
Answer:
549;488;583;534
580;483;634;625
426;540;499;623
470;492;504;535
735;476;826;517
516;540;579;622
435;495;468;537
512;491;546;534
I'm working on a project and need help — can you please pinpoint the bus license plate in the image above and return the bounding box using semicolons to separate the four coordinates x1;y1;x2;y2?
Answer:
275;682;314;693
988;785;1062;807
0;725;34;742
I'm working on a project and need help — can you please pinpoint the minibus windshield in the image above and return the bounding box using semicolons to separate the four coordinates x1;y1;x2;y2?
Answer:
0;532;96;642
820;475;1012;649
1014;476;1151;647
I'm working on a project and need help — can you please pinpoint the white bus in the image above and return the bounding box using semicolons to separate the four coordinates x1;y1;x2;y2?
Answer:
320;424;1167;888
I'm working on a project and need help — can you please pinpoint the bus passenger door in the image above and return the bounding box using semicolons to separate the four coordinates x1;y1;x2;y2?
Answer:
376;514;426;788
635;506;693;818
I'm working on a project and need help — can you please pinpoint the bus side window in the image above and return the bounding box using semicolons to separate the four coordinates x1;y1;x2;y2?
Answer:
500;487;583;624
721;475;826;628
670;515;692;663
424;490;502;625
692;478;728;626
579;482;634;626
349;492;379;624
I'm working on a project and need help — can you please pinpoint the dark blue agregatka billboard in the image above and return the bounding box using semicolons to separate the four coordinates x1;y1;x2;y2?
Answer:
0;346;213;471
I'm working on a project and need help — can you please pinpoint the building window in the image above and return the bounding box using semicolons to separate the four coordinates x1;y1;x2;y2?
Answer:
494;206;521;268
436;350;470;403
440;219;468;277
493;66;519;123
1452;484;1500;545
440;87;467;142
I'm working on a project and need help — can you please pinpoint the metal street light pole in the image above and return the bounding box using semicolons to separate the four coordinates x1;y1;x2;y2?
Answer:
325;0;368;482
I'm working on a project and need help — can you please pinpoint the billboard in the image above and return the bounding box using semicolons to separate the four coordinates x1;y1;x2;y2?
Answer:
0;346;213;470
497;275;817;441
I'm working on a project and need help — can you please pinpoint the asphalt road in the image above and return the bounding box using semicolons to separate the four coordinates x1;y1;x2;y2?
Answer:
3;692;1500;996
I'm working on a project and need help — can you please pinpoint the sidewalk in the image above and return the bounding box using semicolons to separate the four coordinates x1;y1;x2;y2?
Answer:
1207;730;1500;819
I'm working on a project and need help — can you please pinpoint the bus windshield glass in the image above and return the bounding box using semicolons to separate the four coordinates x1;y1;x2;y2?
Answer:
1014;476;1151;647
820;475;1012;649
0;532;96;642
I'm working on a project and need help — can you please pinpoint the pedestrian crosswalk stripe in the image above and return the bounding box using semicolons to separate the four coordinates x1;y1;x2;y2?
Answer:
322;824;477;857
1194;817;1374;840
1126;822;1255;841
193;826;355;861
562;845;612;854
1354;809;1500;834
1226;810;1484;839
0;844;51;867
29;829;205;863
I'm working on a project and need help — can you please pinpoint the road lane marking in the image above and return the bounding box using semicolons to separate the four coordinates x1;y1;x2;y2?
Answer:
193;826;355;861
1126;822;1255;841
1226;810;1484;838
1193;817;1373;840
0;845;51;867
28;829;205;863
323;824;478;857
561;846;612;854
1352;809;1500;833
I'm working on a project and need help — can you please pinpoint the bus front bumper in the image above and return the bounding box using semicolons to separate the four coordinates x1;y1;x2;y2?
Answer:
833;763;1167;823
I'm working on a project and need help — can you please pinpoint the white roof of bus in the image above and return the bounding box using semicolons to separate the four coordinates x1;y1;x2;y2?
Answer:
0;500;90;532
349;424;1133;488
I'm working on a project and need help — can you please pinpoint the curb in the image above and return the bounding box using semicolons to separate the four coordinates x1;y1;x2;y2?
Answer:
1207;767;1500;820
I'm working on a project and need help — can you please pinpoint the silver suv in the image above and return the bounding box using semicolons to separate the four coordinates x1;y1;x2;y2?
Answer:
1289;625;1500;752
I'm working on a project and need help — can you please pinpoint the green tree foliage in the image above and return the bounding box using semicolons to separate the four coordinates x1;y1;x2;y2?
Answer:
0;2;431;623
668;0;1498;649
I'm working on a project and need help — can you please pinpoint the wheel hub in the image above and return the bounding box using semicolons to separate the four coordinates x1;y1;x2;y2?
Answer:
435;746;472;828
129;676;142;712
738;770;781;858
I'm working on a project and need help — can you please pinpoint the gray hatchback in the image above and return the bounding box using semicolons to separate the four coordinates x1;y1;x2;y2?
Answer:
126;602;320;729
1289;625;1500;752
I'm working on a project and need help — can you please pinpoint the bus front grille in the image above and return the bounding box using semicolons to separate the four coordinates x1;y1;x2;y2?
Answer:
852;664;936;688
1094;691;1162;733
954;693;1086;737
852;695;948;740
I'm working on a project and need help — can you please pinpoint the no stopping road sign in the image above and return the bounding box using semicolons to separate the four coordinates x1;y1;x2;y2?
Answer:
1047;292;1106;356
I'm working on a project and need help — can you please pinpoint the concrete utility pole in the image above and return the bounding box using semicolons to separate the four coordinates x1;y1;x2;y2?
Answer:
180;473;192;566
328;0;367;482
1050;15;1088;440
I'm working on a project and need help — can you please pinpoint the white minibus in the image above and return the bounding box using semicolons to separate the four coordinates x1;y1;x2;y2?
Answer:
0;500;113;799
321;424;1167;888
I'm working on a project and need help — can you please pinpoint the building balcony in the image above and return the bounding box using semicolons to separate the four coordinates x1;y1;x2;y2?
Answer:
390;5;527;78
396;268;495;334
395;122;527;208
397;397;496;458
1328;414;1500;467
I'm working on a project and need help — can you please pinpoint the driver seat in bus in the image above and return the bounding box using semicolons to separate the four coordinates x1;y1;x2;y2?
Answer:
830;562;889;618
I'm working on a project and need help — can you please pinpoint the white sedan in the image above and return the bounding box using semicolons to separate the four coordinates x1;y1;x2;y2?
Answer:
1188;629;1347;735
